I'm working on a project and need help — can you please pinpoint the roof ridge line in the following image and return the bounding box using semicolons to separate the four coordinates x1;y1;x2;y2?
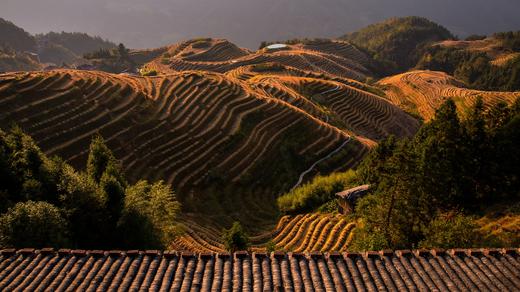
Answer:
1;247;518;257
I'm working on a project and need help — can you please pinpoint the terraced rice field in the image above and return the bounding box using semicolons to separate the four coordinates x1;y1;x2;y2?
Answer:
247;75;419;141
145;39;372;81
8;38;506;253
172;214;356;253
0;69;371;231
378;70;520;120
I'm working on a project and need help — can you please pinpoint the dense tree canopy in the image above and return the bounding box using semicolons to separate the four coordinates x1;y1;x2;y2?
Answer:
0;201;69;248
341;16;454;74
0;128;181;249
350;97;520;250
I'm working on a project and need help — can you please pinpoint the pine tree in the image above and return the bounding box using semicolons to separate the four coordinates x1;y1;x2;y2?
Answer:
415;99;467;207
463;97;490;200
222;221;249;252
86;134;127;246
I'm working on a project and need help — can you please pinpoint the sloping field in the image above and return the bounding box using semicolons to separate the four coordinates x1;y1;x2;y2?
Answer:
436;37;518;66
172;214;356;253
0;69;370;232
145;39;372;81
378;70;520;120
296;39;375;70
247;75;420;141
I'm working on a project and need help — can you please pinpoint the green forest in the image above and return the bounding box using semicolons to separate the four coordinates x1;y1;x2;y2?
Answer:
0;130;180;249
341;16;454;74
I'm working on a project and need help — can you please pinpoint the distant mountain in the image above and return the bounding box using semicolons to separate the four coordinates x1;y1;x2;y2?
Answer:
0;18;36;52
2;0;520;49
341;17;454;74
35;32;116;56
0;18;117;70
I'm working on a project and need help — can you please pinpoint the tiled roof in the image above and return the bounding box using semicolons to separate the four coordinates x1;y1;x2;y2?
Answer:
335;184;370;200
0;248;518;291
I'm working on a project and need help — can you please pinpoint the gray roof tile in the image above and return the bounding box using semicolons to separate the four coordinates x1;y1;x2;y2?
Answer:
0;248;518;291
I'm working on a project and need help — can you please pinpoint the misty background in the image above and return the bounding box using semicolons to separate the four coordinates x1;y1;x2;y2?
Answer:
2;0;520;49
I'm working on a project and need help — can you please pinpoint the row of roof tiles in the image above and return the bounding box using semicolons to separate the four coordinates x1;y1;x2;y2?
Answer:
0;248;519;291
2;247;519;258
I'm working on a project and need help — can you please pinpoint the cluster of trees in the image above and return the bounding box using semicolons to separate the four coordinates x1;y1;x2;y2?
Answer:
84;43;136;73
0;128;180;249
279;97;519;250
341;16;454;74
351;97;520;250
277;170;357;213
416;45;520;91
494;31;520;51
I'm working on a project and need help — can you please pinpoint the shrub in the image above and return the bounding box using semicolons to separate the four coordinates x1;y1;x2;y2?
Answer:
141;69;158;77
277;170;357;213
265;240;276;253
118;180;180;249
420;213;480;249
0;201;69;248
222;221;249;252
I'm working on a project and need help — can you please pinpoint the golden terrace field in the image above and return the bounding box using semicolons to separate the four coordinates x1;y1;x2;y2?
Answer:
0;69;371;233
379;70;520;121
172;214;356;253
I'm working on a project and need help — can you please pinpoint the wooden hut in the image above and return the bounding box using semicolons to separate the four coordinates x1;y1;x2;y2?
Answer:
335;184;370;214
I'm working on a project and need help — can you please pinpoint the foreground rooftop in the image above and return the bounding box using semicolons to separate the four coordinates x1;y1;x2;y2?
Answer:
0;248;518;291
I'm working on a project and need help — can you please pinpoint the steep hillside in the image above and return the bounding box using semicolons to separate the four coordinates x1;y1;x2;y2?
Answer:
341;16;454;73
35;32;117;65
0;69;372;232
378;70;520;120
144;38;373;81
0;18;36;52
35;32;116;56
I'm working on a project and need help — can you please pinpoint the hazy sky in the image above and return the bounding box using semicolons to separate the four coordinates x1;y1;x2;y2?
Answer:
2;0;519;49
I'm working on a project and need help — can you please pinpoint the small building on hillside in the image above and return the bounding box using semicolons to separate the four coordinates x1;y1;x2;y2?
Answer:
335;184;370;214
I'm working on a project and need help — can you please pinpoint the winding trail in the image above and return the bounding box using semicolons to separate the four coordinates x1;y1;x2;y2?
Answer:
291;137;351;190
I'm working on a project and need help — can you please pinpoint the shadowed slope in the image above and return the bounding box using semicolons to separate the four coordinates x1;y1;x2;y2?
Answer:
0;69;369;232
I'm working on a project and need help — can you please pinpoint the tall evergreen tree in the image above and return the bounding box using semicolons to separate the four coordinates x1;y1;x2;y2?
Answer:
415;99;468;206
86;134;127;245
463;97;491;200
